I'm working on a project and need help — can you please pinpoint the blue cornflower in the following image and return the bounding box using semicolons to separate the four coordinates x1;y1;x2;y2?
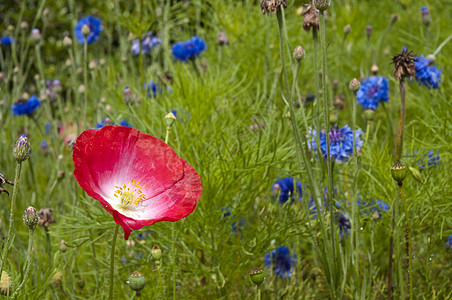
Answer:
172;36;206;62
1;36;16;45
414;55;441;89
45;122;51;135
11;95;41;116
131;33;162;55
356;76;389;110
446;234;452;250
337;212;351;239
272;177;302;204
412;150;440;170
308;125;363;163
222;207;246;232
96;118;131;129
144;81;162;98
74;16;103;45
264;246;297;279
358;198;390;219
41;141;49;151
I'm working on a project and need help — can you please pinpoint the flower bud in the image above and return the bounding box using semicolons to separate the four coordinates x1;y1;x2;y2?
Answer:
51;271;62;287
366;25;372;39
314;0;330;11
343;24;351;35
31;28;41;43
165;112;176;128
151;245;162;261
329;112;338;124
371;64;379;75
217;30;229;46
81;24;90;36
421;6;431;26
426;54;436;65
293;46;305;61
349;78;361;93
364;109;375;121
59;240;68;252
0;271;12;296
20;21;29;31
391;162;406;186
391;14;398;24
23;206;38;229
249;268;265;286
409;166;424;184
78;84;86;94
13;134;31;162
128;271;146;296
63;36;72;47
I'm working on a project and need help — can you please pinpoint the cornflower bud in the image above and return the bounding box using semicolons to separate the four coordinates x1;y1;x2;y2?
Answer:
63;36;72;47
20;21;29;31
314;0;330;11
23;206;38;229
249;268;265;286
13;134;31;162
51;272;62;287
81;24;90;36
421;6;431;26
409;166;424;184
128;271;146;296
343;24;351;35
366;25;372;39
371;64;379;75
31;28;41;43
349;78;361;93
293;46;305;61
391;14;398;24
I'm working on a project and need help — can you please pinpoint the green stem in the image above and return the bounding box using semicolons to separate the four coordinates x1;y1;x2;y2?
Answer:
108;223;120;300
82;36;88;126
393;80;406;163
399;185;413;300
157;265;163;298
320;11;337;292
0;163;22;276
387;205;395;300
11;228;35;299
257;286;261;300
433;33;452;56
165;127;171;145
365;121;371;144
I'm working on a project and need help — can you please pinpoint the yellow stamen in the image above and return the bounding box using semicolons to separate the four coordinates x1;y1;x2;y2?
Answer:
114;180;146;207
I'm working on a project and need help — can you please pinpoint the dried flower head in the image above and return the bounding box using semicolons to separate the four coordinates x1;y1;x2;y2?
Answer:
217;30;229;46
0;271;12;296
392;49;417;80
0;173;14;196
260;0;287;15
302;2;320;33
37;208;56;228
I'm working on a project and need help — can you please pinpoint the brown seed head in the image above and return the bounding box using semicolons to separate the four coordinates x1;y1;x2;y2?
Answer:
260;0;287;15
392;49;417;80
302;2;320;33
38;208;56;229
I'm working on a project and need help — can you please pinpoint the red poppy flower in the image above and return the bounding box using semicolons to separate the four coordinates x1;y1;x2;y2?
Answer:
72;126;202;239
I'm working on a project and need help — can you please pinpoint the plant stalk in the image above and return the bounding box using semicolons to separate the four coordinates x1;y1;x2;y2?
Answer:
108;223;120;300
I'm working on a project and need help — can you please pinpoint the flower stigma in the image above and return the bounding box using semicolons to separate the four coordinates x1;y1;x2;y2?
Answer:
114;179;146;207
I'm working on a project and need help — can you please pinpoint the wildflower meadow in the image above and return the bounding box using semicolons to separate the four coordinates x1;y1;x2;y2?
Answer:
1;0;451;299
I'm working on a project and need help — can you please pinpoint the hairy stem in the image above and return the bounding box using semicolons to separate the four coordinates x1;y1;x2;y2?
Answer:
11;228;35;299
108;223;120;300
399;184;413;300
393;80;406;163
0;162;22;276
